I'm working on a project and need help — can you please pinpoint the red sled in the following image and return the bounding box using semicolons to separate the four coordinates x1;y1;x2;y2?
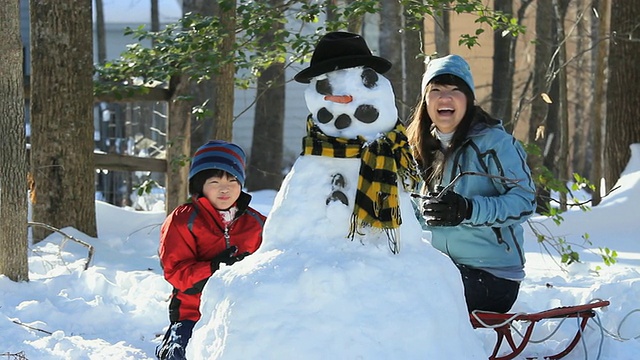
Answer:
470;300;610;360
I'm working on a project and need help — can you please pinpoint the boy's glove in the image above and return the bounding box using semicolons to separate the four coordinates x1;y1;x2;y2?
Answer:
422;191;472;226
226;251;251;266
210;246;250;272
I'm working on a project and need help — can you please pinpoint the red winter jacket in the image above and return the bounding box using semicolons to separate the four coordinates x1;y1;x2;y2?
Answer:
158;192;265;322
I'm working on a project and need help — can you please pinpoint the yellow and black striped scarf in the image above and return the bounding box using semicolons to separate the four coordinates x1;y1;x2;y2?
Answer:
302;115;420;240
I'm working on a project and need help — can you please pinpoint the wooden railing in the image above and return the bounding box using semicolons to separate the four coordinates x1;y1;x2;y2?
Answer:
93;152;166;172
26;149;167;173
26;82;169;173
26;82;172;208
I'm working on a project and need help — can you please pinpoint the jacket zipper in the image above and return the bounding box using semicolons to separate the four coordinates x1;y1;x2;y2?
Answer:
223;217;240;249
492;227;510;251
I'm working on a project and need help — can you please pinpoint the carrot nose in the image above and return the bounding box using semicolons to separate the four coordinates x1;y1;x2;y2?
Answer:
324;95;353;104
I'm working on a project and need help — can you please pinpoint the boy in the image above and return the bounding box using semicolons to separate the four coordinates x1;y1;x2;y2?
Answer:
156;140;265;360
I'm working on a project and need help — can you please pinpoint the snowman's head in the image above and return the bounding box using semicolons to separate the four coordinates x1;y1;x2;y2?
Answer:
304;67;398;140
295;31;397;140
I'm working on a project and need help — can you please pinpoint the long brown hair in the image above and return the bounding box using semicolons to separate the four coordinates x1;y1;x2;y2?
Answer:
406;74;496;185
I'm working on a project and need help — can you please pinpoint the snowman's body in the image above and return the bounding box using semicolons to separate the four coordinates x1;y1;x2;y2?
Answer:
266;155;421;251
187;65;487;359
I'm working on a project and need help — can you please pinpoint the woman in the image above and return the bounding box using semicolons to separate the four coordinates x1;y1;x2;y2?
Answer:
407;54;536;313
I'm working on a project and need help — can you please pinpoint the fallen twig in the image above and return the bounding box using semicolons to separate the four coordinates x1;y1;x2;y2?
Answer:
0;351;28;360
28;222;94;270
12;320;52;335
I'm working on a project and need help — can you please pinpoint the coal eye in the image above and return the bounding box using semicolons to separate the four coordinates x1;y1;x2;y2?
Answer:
361;68;378;89
354;104;379;123
316;79;332;95
317;107;333;124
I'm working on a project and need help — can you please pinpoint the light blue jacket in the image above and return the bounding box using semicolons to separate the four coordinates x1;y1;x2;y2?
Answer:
414;121;536;280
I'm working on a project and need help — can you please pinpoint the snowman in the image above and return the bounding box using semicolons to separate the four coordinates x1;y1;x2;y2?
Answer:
269;31;422;254
187;32;487;359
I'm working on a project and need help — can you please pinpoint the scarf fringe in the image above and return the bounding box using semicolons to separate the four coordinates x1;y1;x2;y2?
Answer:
347;215;400;255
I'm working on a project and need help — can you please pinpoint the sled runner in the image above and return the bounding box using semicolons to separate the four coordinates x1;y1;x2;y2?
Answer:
470;300;610;360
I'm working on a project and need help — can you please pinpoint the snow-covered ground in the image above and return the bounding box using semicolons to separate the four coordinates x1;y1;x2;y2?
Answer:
2;145;640;359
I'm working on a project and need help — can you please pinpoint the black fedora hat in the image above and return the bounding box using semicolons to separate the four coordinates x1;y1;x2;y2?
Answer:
294;31;392;83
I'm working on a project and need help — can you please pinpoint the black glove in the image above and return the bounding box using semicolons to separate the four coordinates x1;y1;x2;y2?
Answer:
422;190;472;226
226;251;251;266
210;246;239;272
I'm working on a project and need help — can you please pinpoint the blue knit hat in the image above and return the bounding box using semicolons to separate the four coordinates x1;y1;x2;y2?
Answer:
421;54;475;96
189;140;246;185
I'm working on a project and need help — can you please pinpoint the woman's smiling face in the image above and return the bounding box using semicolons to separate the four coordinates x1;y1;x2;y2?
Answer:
425;83;468;134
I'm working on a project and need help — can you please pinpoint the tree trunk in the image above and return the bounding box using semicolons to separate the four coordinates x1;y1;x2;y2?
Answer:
345;0;364;33
491;0;514;131
246;0;285;192
212;0;236;141
325;0;336;22
151;0;159;42
491;1;514;131
191;79;217;154
403;10;425;121
379;0;403;118
0;0;29;282
95;0;106;64
30;0;96;241
552;0;570;211
184;0;217;154
246;63;285;192
166;75;192;213
492;0;533;133
433;4;450;56
572;0;590;179
604;1;640;190
528;0;554;213
591;0;609;206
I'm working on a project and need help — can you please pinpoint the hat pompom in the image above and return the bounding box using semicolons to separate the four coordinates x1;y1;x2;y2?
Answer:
189;140;247;186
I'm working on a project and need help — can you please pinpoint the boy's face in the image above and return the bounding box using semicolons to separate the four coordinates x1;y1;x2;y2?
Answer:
201;172;242;211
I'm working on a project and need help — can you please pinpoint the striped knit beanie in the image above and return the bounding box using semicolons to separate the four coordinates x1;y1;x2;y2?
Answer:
189;140;247;185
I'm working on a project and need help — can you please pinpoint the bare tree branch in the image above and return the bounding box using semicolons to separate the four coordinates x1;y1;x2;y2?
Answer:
411;170;528;199
11;320;53;335
27;222;94;270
